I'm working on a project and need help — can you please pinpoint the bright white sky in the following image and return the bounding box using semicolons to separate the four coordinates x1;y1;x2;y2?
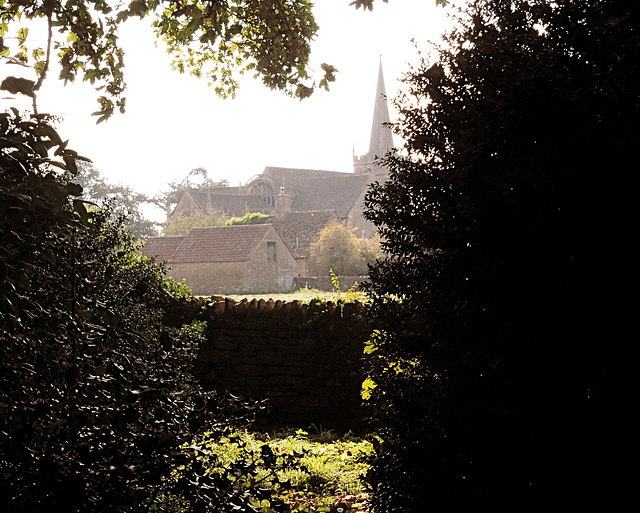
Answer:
7;1;454;207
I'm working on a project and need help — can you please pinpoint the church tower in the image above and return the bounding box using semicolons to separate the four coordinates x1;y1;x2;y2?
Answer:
353;59;394;175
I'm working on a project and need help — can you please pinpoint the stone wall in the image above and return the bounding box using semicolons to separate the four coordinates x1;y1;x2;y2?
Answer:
166;297;371;432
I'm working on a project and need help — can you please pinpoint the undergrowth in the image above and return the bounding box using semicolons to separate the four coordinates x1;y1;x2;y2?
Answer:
180;428;374;513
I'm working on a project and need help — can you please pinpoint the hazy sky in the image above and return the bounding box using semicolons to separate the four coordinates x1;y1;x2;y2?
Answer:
26;1;453;199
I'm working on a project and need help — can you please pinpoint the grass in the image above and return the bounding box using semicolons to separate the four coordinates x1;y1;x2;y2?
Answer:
192;428;374;512
222;287;369;304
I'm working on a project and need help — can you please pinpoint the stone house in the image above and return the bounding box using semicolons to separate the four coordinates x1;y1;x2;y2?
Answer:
142;224;296;295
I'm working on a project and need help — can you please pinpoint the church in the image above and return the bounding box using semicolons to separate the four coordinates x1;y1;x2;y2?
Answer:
170;60;393;239
143;62;394;292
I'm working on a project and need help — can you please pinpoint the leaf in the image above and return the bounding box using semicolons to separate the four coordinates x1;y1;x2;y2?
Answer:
66;182;83;197
0;76;35;97
73;199;90;225
17;26;28;45
129;0;148;16
361;377;377;400
39;180;67;211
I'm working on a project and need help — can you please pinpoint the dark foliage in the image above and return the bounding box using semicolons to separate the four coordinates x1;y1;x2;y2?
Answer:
0;111;303;512
363;1;638;511
0;109;205;511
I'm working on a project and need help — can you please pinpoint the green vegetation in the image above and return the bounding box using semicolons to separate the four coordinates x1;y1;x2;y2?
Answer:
1;111;212;511
162;210;227;236
0;1;334;121
308;223;381;277
226;212;270;226
176;429;373;513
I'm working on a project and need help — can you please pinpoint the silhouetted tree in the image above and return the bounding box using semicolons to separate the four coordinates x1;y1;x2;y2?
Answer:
363;1;639;511
75;162;158;239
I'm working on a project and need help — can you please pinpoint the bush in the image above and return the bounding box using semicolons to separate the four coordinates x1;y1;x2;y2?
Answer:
225;212;270;226
163;210;226;236
0;111;284;513
308;223;371;277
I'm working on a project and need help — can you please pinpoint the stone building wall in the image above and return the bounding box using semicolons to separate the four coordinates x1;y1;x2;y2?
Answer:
245;236;297;293
168;261;248;295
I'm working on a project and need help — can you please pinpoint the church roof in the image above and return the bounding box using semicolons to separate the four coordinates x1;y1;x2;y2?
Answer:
291;174;370;218
254;166;351;196
169;224;275;263
187;191;272;217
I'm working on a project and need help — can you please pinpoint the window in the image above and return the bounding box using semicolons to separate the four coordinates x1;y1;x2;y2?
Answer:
267;241;277;262
249;182;275;207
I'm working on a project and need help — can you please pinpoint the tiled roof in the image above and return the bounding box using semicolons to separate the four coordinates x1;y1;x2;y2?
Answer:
170;224;274;263
142;236;185;263
270;210;340;259
259;167;352;196
292;174;371;218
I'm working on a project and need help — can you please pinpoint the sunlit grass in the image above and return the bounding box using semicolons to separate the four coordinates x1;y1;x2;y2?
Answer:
217;287;369;304
195;428;374;512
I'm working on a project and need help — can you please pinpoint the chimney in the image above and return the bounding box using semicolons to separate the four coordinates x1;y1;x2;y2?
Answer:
275;186;292;218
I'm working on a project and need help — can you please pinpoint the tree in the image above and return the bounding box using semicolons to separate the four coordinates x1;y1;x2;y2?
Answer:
308;222;367;276
363;1;639;511
0;0;335;121
163;210;226;236
357;233;382;272
157;167;228;217
75;161;158;239
0;1;449;121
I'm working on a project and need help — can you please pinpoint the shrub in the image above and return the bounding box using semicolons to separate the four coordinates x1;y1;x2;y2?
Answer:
163;210;226;236
225;212;270;226
308;223;366;276
0;111;283;513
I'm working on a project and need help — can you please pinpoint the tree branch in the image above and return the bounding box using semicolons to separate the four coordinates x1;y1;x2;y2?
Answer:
31;1;53;113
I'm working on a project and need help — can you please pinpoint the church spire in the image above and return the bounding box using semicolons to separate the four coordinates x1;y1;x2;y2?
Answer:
353;58;394;175
368;57;394;159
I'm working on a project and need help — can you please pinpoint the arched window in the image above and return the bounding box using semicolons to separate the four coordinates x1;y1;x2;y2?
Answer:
249;182;275;207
